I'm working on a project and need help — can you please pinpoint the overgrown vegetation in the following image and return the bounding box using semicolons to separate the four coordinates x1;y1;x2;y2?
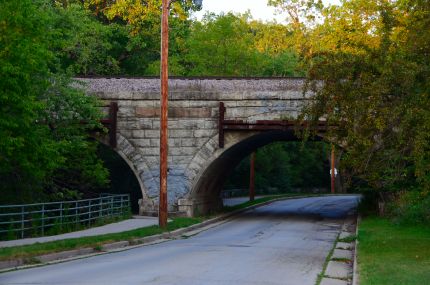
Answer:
0;0;108;204
225;142;330;193
290;0;430;223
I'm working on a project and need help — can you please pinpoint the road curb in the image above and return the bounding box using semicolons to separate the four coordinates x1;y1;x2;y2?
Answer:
319;215;358;285
0;194;358;273
352;215;361;285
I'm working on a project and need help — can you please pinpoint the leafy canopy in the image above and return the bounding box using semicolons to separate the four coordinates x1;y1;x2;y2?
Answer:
0;0;108;203
296;0;430;193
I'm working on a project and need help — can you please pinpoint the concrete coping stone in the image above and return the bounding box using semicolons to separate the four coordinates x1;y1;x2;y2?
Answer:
37;248;94;263
336;242;354;250
326;261;352;279
339;231;355;240
320;277;349;285
332;249;353;260
101;241;129;251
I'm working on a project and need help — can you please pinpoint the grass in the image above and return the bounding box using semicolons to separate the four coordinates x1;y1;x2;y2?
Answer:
0;217;203;262
358;217;430;285
338;235;357;243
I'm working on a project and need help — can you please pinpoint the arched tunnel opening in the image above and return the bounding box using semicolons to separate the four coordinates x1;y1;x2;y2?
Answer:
224;141;331;197
191;131;334;215
95;144;142;214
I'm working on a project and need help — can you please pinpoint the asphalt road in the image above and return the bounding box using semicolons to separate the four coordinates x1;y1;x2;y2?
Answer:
0;195;360;285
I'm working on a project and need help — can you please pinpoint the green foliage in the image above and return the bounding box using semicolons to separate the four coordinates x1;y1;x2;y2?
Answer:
300;0;430;196
225;142;330;192
0;0;108;203
183;13;263;76
387;191;430;225
145;12;303;77
80;0;198;75
44;2;306;77
51;4;127;75
0;0;60;201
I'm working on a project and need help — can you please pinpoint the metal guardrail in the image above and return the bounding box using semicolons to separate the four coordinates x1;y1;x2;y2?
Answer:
222;189;249;198
0;194;130;240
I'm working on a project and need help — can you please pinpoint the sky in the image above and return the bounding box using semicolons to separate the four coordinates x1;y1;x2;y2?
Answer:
193;0;341;22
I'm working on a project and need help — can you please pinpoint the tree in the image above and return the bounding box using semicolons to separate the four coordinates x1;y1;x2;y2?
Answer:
224;142;330;192
51;3;128;76
81;0;198;75
0;0;108;203
300;0;430;193
178;12;303;77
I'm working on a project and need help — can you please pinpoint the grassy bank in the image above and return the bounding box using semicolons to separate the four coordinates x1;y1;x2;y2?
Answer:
358;217;430;285
0;217;203;262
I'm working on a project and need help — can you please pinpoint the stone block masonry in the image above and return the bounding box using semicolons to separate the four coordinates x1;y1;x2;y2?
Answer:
79;77;312;216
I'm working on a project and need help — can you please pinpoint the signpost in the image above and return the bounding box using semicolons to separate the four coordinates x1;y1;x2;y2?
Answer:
331;145;336;194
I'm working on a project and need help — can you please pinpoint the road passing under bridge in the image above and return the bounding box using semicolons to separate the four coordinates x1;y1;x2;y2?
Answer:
0;195;360;285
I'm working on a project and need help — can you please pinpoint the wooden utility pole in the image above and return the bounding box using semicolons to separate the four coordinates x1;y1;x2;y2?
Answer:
249;152;256;202
159;0;169;228
331;145;335;194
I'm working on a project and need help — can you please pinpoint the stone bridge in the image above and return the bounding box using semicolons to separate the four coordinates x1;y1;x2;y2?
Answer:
80;77;319;216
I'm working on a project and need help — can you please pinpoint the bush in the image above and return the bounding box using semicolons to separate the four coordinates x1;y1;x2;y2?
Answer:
387;191;430;226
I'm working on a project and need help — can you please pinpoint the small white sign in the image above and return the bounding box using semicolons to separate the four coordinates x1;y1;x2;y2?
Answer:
330;168;338;177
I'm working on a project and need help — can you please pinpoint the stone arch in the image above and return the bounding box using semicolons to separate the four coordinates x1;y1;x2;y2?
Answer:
100;133;156;214
181;131;324;216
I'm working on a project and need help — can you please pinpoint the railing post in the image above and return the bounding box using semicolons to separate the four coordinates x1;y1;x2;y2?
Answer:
88;199;92;226
120;195;124;216
99;197;102;219
41;204;45;236
21;206;24;239
75;201;79;227
110;196;114;218
59;202;63;230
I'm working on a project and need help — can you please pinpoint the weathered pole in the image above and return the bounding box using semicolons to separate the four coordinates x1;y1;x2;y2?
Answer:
249;152;256;202
331;145;335;194
159;0;169;228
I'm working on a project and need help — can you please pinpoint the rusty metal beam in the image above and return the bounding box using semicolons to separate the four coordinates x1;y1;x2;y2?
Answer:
217;102;330;148
99;102;118;148
219;102;225;148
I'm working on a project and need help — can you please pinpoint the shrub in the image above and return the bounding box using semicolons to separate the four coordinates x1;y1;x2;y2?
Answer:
387;191;430;226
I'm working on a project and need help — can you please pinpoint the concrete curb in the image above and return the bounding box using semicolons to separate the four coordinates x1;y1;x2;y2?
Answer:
1;194;333;273
352;215;361;285
319;214;358;285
